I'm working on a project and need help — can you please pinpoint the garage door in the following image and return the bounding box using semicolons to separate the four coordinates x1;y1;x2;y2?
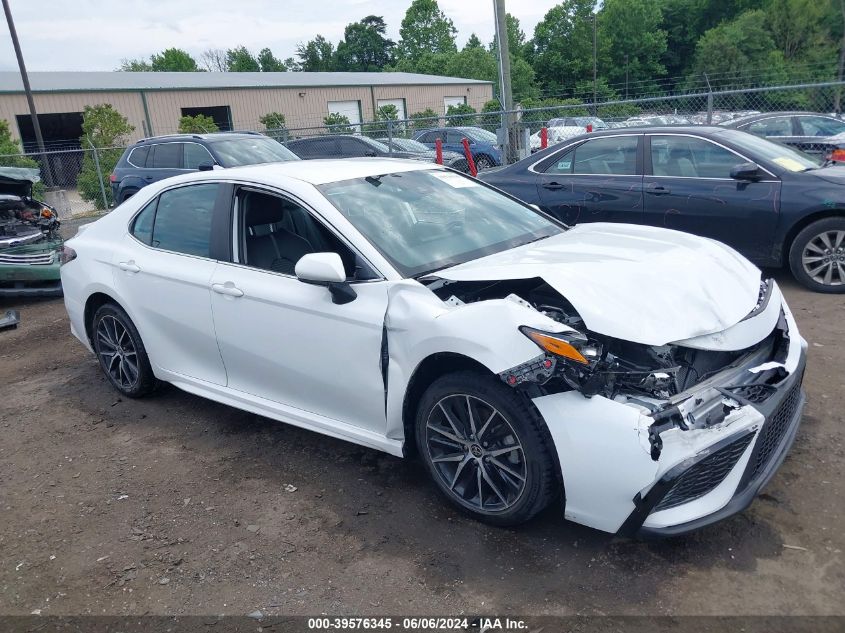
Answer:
327;100;362;125
444;96;467;114
377;98;406;120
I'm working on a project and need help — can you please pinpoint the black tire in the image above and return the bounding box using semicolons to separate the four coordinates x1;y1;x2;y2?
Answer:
414;370;557;526
120;188;138;203
788;217;845;293
91;303;156;397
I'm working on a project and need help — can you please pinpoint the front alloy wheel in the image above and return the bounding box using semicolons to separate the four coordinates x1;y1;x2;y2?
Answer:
415;371;557;526
789;217;845;293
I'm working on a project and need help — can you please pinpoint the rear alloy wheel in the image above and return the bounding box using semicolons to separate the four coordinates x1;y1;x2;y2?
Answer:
789;217;845;293
415;371;557;526
92;304;156;397
475;155;493;170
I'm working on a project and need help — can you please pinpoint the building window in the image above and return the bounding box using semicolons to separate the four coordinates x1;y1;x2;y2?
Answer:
180;106;232;132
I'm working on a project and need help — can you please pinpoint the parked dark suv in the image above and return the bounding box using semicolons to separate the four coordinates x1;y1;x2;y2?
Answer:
110;132;299;203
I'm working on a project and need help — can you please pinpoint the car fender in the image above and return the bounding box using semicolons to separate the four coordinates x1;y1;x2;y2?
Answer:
382;279;566;441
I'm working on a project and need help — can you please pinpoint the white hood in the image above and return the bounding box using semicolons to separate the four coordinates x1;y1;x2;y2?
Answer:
436;222;762;346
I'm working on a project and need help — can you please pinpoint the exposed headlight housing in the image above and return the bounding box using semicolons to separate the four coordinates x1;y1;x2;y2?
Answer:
520;326;601;365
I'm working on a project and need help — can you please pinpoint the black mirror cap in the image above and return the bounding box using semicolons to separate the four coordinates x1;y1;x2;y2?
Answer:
198;161;216;171
730;161;761;180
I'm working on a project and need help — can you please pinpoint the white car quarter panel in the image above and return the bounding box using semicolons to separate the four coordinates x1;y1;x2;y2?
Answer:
209;263;390;433
110;234;226;385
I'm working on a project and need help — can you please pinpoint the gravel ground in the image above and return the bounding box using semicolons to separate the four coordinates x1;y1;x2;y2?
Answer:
0;217;842;616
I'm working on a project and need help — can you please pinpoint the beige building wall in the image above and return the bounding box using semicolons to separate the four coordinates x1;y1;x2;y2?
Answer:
0;81;493;144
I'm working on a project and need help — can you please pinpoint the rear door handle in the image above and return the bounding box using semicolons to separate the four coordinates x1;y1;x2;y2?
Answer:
144;176;154;181
646;184;671;195
118;261;140;273
212;282;244;298
542;181;566;191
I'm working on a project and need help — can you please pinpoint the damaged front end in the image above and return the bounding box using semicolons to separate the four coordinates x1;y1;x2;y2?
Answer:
0;167;63;297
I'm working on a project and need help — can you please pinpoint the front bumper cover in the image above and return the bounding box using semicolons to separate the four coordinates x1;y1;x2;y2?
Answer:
619;348;807;538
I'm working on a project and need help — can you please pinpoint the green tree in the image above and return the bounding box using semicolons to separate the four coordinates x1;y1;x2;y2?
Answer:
479;98;502;129
690;10;788;89
444;46;497;82
599;0;667;90
445;103;477;126
118;58;152;71
297;35;336;71
336;15;395;71
397;0;457;64
0;120;44;196
78;105;134;209
364;103;400;135
178;114;219;134
465;33;484;50
324;112;354;134
532;1;598;94
765;0;833;63
260;112;287;141
150;48;200;71
226;46;261;72
409;107;440;134
258;48;287;71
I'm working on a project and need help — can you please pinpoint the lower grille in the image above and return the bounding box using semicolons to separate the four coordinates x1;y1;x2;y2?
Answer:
748;381;802;481
726;384;777;404
655;432;755;512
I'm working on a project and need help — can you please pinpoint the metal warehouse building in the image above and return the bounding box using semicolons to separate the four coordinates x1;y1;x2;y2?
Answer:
0;71;493;149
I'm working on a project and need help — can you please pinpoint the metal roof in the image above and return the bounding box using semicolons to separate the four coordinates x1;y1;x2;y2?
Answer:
0;71;491;93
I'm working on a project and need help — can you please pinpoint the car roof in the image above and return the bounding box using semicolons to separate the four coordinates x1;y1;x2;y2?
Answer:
160;157;443;186
723;111;829;126
568;125;727;136
133;131;264;145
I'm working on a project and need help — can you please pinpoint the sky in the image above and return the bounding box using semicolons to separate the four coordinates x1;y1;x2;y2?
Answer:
0;0;556;72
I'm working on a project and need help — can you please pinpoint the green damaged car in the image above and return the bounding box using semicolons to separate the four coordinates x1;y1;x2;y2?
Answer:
0;167;63;297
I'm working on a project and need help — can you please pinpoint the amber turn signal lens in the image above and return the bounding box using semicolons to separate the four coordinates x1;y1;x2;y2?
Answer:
829;149;845;162
522;329;589;364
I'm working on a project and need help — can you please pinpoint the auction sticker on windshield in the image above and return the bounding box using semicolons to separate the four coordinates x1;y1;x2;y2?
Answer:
429;170;480;187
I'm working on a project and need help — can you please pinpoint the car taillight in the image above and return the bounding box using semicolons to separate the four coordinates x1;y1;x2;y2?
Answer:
109;173;117;183
59;245;77;266
829;149;845;162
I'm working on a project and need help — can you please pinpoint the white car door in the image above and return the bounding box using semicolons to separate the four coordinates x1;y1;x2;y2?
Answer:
208;186;390;434
111;182;228;385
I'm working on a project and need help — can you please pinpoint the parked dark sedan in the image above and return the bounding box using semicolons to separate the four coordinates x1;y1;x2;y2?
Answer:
285;134;468;171
479;126;845;293
721;111;845;158
375;137;470;172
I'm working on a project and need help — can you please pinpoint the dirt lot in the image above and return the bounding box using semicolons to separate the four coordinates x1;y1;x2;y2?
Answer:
0;217;843;617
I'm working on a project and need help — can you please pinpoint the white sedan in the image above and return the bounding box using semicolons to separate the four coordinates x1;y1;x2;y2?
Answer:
60;159;807;536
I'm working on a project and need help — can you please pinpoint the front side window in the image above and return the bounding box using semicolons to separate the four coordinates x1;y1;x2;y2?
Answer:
746;116;793;137
150;143;182;168
183;143;214;169
318;169;562;277
148;184;219;257
546;136;638;175
651;135;741;178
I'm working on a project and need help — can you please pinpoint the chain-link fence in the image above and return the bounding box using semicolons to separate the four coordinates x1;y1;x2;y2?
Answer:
3;80;844;216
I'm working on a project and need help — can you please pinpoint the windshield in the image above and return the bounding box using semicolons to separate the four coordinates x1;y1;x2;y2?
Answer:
318;169;562;277
391;138;430;152
461;127;497;143
210;137;299;167
718;129;822;171
359;137;392;152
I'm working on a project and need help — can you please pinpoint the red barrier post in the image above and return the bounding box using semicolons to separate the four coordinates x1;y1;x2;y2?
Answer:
540;127;548;149
434;138;444;165
461;137;478;177
586;123;593;133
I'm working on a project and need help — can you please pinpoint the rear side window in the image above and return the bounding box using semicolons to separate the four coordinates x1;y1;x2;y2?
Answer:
150;143;183;168
746;117;792;137
136;183;219;257
546;136;638;175
127;145;149;168
797;116;845;137
130;199;156;244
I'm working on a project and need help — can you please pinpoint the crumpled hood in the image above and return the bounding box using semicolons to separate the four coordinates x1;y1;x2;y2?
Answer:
435;222;762;346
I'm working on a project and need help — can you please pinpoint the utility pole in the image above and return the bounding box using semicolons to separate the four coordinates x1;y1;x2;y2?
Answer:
493;0;514;163
592;12;598;116
625;53;629;100
2;0;52;186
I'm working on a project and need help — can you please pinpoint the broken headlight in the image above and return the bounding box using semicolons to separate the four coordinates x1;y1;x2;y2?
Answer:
519;326;601;366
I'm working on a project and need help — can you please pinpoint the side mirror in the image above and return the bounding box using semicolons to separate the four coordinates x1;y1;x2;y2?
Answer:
295;253;357;304
198;161;216;171
730;162;762;180
364;149;378;157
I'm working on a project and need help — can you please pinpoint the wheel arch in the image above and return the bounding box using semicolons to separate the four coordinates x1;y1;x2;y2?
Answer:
783;209;845;261
83;291;130;346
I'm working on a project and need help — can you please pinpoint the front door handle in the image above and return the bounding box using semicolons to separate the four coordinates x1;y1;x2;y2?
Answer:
646;184;671;195
144;175;154;181
212;282;244;298
118;261;140;273
542;181;566;190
